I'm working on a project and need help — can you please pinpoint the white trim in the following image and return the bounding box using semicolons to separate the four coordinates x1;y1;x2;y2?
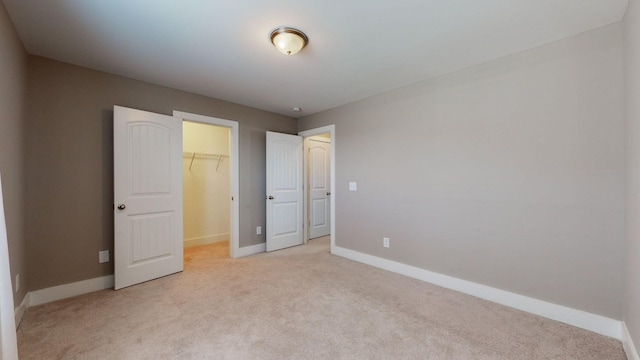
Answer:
333;245;623;340
29;275;114;307
14;276;113;329
298;125;336;254
623;322;640;360
0;173;18;359
173;111;240;259
13;293;29;329
302;137;309;245
184;233;229;247
235;243;266;258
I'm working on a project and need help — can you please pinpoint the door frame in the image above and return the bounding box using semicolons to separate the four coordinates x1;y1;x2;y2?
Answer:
173;111;240;259
0;173;18;359
299;125;335;253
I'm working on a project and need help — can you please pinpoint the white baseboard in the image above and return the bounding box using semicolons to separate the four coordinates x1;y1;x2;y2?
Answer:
14;275;113;328
332;246;622;340
29;275;114;307
184;233;229;248
13;292;29;329
623;322;640;360
14;245;628;348
235;242;266;258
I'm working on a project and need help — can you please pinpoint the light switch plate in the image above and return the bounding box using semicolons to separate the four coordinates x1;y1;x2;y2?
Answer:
349;182;357;191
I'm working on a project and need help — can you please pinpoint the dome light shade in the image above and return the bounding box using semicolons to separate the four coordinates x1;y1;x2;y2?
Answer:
270;27;308;55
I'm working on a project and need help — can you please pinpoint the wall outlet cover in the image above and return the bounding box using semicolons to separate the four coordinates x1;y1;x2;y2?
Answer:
99;250;110;263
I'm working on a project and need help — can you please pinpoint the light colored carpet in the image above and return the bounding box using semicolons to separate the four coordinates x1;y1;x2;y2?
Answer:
17;237;626;359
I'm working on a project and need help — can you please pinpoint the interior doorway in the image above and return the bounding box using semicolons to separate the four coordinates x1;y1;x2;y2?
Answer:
299;125;336;253
182;122;231;254
173;111;240;258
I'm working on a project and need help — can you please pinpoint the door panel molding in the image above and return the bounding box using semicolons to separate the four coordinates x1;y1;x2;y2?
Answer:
307;138;331;239
114;106;183;290
266;132;303;252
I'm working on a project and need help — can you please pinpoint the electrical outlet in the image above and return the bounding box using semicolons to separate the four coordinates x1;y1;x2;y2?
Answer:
383;237;390;248
15;273;19;293
99;250;110;263
256;226;262;235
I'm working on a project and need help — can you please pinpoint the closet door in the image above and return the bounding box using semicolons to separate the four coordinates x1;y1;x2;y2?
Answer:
113;106;183;290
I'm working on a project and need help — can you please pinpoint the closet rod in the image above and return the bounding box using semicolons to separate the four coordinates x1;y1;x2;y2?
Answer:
182;152;229;158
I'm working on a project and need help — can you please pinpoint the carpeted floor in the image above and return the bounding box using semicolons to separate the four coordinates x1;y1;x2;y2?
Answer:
17;237;626;359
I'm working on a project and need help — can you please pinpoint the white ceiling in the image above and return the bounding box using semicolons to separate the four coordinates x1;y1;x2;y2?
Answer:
3;0;629;117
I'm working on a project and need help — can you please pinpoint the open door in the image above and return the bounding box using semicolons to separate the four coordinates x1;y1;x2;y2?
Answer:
307;137;331;239
266;131;303;252
114;106;183;290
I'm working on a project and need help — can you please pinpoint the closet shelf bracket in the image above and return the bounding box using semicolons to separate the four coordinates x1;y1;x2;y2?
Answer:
189;152;196;171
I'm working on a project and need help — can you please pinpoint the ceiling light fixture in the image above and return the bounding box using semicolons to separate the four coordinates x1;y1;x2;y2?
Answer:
270;27;308;55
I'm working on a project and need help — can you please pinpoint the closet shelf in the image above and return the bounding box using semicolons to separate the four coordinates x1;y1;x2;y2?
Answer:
182;152;229;159
183;152;229;171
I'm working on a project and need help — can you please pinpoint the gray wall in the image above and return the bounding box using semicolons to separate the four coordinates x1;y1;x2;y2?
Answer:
0;3;28;306
25;57;296;291
625;0;640;349
299;23;625;319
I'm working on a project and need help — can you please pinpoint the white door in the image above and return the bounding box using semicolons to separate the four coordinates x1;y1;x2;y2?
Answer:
114;106;183;290
266;131;303;252
307;138;331;239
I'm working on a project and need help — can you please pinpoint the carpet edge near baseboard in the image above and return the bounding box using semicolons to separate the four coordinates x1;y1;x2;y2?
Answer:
14;275;114;329
12;241;266;327
332;246;623;340
15;246;636;359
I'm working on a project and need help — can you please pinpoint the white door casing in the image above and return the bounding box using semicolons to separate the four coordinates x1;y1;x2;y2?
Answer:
266;131;304;252
0;173;18;360
307;138;331;239
114;106;183;290
299;125;335;251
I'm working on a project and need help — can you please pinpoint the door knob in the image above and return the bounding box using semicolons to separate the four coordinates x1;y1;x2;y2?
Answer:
326;192;331;196
117;204;126;210
267;196;274;200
